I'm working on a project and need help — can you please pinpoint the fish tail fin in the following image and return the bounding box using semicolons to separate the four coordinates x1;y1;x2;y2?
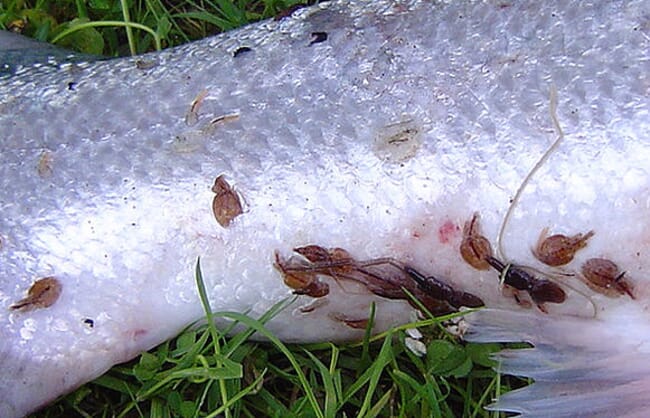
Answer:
465;309;650;418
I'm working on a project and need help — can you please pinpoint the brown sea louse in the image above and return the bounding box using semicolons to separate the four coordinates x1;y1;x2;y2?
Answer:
211;175;243;227
581;257;635;299
460;212;493;270
533;228;594;266
11;277;62;311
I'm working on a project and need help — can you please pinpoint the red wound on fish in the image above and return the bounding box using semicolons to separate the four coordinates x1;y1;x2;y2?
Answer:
438;219;459;244
211;174;243;227
533;228;594;266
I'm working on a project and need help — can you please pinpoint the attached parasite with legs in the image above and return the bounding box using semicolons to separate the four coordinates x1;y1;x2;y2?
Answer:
533;228;594;266
275;245;484;316
10;277;62;311
581;258;635;299
486;256;566;313
460;212;493;270
405;267;484;309
211;175;243;227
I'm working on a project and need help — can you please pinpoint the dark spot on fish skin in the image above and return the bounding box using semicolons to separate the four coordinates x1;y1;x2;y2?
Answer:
83;318;94;328
309;32;328;46
132;329;147;339
67;82;76;91
135;59;157;70
37;150;54;178
211;175;244;227
10;277;62;311
233;47;252;57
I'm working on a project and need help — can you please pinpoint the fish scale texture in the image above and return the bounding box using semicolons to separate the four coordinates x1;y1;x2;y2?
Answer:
0;0;649;416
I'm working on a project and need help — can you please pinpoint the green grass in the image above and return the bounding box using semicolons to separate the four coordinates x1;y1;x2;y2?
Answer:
7;1;526;416
33;260;525;417
1;0;311;56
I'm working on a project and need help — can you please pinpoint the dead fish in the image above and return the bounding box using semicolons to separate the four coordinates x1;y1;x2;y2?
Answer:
1;0;649;416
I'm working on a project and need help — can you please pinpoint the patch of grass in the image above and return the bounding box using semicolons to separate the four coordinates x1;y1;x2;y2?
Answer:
34;261;525;417
1;0;312;56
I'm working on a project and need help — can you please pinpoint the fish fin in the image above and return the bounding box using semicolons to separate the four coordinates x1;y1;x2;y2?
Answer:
466;308;650;418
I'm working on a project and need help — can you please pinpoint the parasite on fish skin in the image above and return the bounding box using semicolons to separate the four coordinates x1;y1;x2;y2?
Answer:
276;246;473;316
274;251;331;297
211;175;243;227
10;277;62;311
134;59;157;70
533;228;594;267
185;89;208;126
581;258;635;299
329;312;369;330
486;257;566;313
2;0;649;417
405;267;484;309
460;213;493;271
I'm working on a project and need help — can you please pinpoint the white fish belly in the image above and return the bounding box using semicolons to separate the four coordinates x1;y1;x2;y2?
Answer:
0;0;649;416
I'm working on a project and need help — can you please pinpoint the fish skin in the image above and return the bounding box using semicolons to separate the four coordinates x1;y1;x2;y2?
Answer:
1;0;649;416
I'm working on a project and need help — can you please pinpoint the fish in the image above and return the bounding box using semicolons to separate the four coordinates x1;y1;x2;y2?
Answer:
1;0;648;416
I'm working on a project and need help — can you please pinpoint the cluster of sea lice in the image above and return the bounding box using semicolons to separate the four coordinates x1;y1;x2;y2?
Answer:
460;213;568;313
274;245;484;324
460;87;635;312
459;212;635;314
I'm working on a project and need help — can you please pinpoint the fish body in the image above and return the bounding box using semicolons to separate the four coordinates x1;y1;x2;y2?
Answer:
1;0;649;416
